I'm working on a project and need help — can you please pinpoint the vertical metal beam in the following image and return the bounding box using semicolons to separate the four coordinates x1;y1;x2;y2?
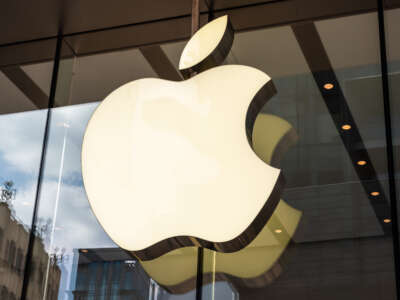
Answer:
192;0;200;35
196;247;204;300
376;0;400;298
191;2;203;299
205;0;215;21
20;35;62;300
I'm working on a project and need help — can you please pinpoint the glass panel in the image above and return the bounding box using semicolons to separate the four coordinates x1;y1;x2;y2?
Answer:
22;4;399;300
0;39;56;300
200;10;397;300
385;6;400;245
28;41;198;300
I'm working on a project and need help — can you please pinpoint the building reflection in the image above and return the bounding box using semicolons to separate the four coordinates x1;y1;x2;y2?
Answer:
72;248;150;300
0;183;61;300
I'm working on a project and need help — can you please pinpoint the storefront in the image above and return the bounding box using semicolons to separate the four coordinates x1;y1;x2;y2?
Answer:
0;0;399;299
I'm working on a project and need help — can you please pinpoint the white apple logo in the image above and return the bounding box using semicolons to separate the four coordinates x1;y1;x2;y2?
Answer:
139;113;301;293
82;15;285;261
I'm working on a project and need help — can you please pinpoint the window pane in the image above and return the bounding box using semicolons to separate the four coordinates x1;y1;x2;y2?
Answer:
0;39;56;300
28;41;197;300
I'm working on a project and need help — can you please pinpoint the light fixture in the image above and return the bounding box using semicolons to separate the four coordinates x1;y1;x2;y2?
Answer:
81;249;88;253
323;83;334;90
383;218;391;223
357;160;367;166
370;191;380;196
274;229;282;234
341;124;351;130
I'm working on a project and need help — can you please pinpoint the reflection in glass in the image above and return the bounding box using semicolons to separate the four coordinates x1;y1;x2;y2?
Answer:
202;11;396;300
139;112;301;294
0;53;54;298
0;113;52;298
25;103;197;299
385;8;400;245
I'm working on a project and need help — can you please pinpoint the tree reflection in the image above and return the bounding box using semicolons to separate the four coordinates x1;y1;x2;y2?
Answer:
0;180;61;300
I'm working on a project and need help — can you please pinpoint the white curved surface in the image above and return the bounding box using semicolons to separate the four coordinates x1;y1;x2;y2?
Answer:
82;65;280;251
179;15;228;70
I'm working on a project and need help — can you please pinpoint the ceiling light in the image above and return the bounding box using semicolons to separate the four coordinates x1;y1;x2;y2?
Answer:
357;160;367;166
81;249;88;253
274;229;282;234
323;83;334;90
341;124;351;130
383;218;391;223
370;191;380;196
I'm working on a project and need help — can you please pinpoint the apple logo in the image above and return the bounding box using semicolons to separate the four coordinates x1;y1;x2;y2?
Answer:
140;113;302;293
82;15;287;261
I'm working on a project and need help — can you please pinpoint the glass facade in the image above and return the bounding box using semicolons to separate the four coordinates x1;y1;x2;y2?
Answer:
0;1;399;299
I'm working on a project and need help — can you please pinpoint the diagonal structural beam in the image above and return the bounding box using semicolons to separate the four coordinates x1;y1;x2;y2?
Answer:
291;22;392;234
139;45;182;81
1;66;49;109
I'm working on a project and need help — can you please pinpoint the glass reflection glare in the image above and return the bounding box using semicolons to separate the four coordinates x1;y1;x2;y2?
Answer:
0;110;50;299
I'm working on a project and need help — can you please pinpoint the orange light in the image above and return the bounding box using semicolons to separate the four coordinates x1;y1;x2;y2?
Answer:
323;83;334;90
357;160;367;166
370;192;380;196
383;218;391;223
342;124;351;130
81;249;88;253
275;229;282;234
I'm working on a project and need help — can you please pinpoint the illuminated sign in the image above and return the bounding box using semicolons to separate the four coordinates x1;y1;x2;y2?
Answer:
82;15;289;261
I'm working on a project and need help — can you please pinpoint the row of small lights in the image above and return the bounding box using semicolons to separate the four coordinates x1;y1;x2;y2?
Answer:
324;84;354;131
323;82;391;225
274;83;391;234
